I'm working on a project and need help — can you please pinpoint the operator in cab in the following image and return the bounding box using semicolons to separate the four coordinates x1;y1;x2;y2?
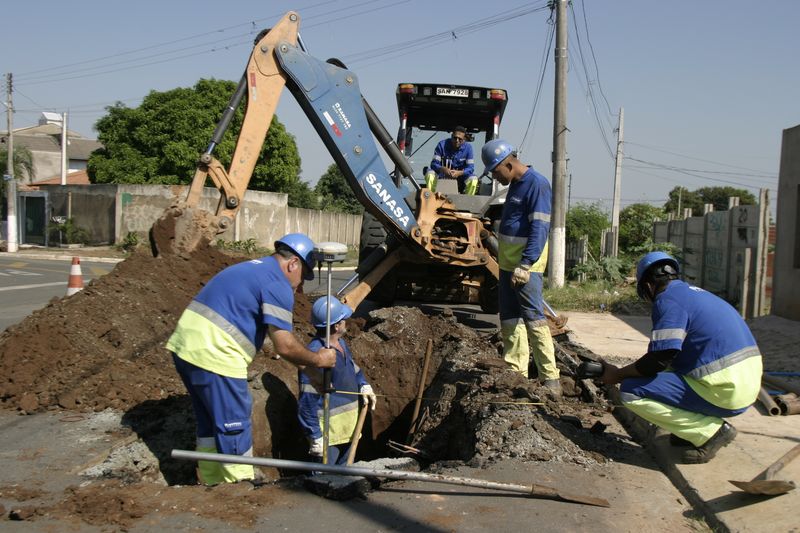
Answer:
424;125;479;195
600;252;762;464
167;233;336;485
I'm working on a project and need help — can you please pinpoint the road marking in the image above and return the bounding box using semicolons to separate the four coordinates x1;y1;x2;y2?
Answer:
1;269;42;276
0;281;67;292
88;266;109;276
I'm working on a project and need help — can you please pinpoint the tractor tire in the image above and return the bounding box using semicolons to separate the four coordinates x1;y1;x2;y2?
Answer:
478;273;499;314
358;212;396;304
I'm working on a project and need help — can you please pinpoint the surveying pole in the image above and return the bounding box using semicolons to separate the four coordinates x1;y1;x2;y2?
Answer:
548;0;568;288
312;241;348;465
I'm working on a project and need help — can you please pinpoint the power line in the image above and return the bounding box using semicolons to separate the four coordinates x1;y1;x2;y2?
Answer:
625;140;777;176
568;2;613;159
625;157;776;188
15;0;403;86
519;11;555;155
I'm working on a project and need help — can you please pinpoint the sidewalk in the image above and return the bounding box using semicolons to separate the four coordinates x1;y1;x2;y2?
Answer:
0;245;126;264
565;311;800;532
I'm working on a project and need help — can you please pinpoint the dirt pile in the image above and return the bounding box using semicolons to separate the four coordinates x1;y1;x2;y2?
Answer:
0;244;244;414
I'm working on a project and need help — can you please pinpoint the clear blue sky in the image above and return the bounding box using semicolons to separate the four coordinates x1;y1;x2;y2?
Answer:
3;0;796;213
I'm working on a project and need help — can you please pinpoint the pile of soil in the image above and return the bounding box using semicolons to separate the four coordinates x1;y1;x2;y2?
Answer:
0;245;616;528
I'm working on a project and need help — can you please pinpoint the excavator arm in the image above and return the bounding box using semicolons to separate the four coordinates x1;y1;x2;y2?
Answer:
150;11;500;312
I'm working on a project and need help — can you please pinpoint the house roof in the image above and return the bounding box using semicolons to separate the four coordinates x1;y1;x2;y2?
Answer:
0;132;102;160
32;169;91;185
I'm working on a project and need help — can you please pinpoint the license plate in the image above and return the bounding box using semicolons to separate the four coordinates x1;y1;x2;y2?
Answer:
436;87;468;98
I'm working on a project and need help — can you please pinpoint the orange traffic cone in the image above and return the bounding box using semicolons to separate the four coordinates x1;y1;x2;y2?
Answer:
66;256;84;296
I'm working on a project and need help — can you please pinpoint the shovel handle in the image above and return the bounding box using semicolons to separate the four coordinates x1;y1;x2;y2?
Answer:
765;443;800;480
346;404;369;465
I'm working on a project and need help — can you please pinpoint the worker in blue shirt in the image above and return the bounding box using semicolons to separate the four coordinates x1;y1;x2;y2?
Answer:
601;252;762;463
298;297;376;465
424;126;478;195
167;233;336;485
481;139;560;394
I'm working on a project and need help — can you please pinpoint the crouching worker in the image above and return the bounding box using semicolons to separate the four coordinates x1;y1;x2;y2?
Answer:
167;233;336;485
298;297;377;465
601;252;762;464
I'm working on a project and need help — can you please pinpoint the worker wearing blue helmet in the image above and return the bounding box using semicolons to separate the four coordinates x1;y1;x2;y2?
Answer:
600;251;762;463
298;297;376;465
481;139;560;394
167;233;336;485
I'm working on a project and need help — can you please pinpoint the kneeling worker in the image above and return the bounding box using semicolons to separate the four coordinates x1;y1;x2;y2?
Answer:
601;252;762;463
298;297;377;465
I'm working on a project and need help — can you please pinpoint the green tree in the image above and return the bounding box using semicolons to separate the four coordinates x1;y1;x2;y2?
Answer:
88;78;311;207
664;185;756;215
618;203;665;254
1;144;35;207
566;202;609;257
315;163;363;214
0;144;34;181
664;186;702;216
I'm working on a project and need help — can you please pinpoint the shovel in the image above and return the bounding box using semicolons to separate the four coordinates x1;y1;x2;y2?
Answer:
728;443;800;496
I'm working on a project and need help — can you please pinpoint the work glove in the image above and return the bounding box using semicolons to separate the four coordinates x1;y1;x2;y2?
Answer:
308;436;324;457
511;266;531;287
360;384;377;411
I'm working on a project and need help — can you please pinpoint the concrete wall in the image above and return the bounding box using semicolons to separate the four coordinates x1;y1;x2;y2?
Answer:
653;198;769;318
773;124;800;320
41;184;118;244
26;184;362;249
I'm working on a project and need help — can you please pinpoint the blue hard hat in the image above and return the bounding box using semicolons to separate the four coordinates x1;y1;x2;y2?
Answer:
311;296;353;328
481;139;515;174
636;251;679;299
275;233;316;280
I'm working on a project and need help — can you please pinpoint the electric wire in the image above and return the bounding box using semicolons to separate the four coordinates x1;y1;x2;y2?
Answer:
569;2;613;159
519;11;555;156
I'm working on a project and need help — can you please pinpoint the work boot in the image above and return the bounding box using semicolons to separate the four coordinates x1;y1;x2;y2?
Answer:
682;422;737;464
669;433;693;447
543;379;562;396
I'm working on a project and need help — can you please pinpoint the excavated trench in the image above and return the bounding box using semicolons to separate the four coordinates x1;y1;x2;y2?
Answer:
0;245;623;504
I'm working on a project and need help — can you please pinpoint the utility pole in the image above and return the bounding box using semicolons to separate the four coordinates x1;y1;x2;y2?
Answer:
548;0;568;288
610;107;624;257
61;111;68;186
4;73;17;253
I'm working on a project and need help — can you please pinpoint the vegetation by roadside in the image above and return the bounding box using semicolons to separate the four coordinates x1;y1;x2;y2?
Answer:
544;279;650;316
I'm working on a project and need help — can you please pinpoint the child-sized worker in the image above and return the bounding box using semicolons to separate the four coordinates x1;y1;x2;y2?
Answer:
298;297;377;465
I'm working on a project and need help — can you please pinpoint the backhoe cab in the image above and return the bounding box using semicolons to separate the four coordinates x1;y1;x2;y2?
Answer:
358;83;511;313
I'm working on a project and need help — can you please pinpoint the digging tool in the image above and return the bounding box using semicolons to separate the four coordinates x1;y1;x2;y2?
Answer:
172;449;610;507
346;404;369;465
543;299;568;328
728;443;800;496
313;242;348;465
407;338;433;443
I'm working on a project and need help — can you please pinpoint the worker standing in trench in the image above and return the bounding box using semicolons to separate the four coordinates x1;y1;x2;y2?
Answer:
480;139;561;394
167;233;336;485
298;297;377;465
600;252;762;463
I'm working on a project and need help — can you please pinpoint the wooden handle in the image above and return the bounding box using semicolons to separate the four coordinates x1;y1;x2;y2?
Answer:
346;405;369;466
765;443;800;480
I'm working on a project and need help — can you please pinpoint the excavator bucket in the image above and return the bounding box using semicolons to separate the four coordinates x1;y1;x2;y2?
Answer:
150;205;219;258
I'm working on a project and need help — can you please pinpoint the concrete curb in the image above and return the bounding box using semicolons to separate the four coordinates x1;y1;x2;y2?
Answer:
0;252;124;264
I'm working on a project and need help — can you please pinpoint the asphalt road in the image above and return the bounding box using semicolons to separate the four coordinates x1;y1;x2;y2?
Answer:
0;257;115;333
